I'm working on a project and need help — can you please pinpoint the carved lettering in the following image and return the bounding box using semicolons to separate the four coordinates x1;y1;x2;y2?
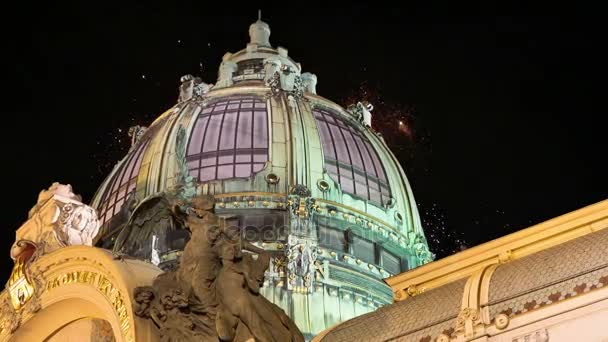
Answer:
43;271;132;342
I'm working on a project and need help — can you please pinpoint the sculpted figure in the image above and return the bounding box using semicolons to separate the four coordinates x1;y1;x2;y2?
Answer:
347;101;374;127
301;72;317;94
178;74;196;102
128;125;147;146
360;101;373;127
11;183;100;261
279;65;299;92
263;56;282;86
216;53;238;88
134;195;304;342
413;235;434;264
179;74;212;102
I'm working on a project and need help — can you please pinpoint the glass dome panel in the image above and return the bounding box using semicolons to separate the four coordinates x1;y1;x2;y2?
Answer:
186;95;269;182
313;108;391;206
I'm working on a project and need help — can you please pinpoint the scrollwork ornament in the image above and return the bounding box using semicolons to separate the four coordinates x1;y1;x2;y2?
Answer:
437;333;450;342
495;313;509;330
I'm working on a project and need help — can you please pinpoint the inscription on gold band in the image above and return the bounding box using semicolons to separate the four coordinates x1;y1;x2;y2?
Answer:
45;271;133;342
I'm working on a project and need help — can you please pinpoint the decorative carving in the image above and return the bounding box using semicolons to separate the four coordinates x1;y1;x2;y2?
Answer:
290;184;311;197
413;235;435;265
286;236;317;291
512;328;549;342
269;255;287;277
133;195;304;341
7;258;35;311
263;56;282;87
436;333;451;342
498;250;513;264
394;289;406;300
264;57;306;99
301;72;317;94
11;183;100;261
405;284;425;298
495;313;509;330
456;307;483;337
178;74;212;102
347;101;374;127
265;173;280;184
215;54;238;89
128;125;147;146
287;185;318;221
279;64;298;92
314;259;328;281
0;296;19;335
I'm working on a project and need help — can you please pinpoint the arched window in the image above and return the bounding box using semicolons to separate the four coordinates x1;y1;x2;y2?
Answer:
96;140;149;225
313;107;391;206
186;95;269;182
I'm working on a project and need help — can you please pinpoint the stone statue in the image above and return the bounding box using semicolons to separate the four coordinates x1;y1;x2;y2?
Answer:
263;56;282;86
11;183;100;261
128;125;147;147
178;74;212;102
286;238;316;290
301;72;317;94
279;65;299;92
215;53;238;89
134;195;304;342
413;235;434;265
347;101;373;127
178;74;196;102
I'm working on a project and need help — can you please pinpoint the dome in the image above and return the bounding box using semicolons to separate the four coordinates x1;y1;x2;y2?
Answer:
90;17;432;338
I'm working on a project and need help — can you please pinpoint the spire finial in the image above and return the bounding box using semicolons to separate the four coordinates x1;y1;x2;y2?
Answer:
249;10;271;47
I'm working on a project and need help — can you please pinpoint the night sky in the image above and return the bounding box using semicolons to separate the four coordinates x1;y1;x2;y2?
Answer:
3;3;607;283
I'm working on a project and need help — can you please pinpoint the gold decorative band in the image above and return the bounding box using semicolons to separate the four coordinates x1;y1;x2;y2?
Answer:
45;271;133;342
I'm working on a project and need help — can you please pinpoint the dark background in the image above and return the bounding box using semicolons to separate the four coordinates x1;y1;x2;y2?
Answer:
2;2;606;283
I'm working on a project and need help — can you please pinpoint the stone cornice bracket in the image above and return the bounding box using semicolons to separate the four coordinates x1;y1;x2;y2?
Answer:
393;284;425;300
454;264;499;340
498;249;513;264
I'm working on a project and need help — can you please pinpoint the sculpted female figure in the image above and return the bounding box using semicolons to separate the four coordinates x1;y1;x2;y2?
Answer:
214;228;302;342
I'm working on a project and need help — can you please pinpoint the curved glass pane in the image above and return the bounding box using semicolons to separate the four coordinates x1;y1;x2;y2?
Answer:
97;140;149;225
186;95;269;182
313;107;391;206
96;117;169;228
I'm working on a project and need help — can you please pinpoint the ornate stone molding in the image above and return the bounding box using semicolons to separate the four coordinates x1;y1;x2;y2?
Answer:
11;183;100;261
455;307;483;337
1;247;141;342
512;328;549;342
286;236;318;292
